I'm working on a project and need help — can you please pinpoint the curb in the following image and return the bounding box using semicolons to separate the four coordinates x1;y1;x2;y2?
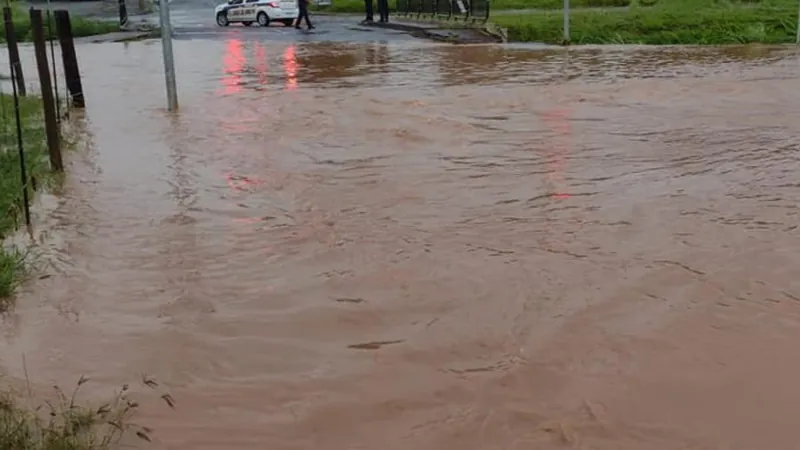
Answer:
481;21;507;43
364;21;431;32
75;29;159;43
362;20;502;43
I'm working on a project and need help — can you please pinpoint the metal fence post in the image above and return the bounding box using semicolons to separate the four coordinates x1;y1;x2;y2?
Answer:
9;55;31;227
563;0;570;43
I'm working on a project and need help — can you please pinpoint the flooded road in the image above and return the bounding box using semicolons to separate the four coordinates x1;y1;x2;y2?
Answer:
37;0;425;43
2;40;800;450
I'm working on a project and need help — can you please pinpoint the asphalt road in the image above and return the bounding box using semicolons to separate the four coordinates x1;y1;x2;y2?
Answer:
171;14;421;42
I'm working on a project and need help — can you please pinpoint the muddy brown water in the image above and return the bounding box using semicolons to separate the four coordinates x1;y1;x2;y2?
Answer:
1;40;800;449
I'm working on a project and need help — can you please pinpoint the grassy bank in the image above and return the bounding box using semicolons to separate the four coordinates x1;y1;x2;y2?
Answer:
0;93;51;300
493;0;799;44
0;377;165;449
314;0;636;14
0;4;118;43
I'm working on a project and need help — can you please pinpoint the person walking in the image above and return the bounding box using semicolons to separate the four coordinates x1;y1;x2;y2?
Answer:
362;0;374;23
377;0;389;23
295;0;315;30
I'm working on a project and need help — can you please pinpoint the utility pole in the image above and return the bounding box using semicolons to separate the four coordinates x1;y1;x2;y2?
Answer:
158;0;178;111
796;0;799;44
563;0;569;44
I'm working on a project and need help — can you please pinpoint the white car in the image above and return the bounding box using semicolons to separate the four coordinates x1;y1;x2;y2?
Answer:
214;0;299;27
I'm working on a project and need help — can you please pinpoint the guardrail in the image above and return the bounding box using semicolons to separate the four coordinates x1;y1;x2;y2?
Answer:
396;0;490;23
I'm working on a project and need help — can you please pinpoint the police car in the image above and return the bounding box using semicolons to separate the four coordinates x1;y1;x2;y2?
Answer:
215;0;299;27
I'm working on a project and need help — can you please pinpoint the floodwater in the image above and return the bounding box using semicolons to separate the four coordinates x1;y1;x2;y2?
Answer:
1;39;800;450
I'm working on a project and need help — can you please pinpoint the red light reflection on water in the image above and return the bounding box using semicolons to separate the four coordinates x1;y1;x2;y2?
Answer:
540;107;572;200
216;41;275;229
225;173;265;192
253;42;268;86
225;173;268;226
283;45;298;91
221;38;245;95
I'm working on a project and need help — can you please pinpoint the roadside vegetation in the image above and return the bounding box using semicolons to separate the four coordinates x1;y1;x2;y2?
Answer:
314;0;637;14
0;375;172;449
493;0;799;44
316;0;796;45
0;93;52;301
0;3;118;43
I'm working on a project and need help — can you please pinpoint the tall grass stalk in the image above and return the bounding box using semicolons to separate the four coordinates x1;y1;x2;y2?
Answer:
0;372;175;449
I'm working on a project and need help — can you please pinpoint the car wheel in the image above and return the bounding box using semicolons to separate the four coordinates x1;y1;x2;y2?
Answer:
242;21;253;26
257;11;270;26
216;12;229;26
280;18;294;27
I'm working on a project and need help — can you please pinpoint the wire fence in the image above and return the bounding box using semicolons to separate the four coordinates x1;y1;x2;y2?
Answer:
395;0;490;23
1;7;84;234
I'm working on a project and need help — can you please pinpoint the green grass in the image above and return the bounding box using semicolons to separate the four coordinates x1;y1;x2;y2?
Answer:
313;0;635;14
0;4;119;43
0;93;52;300
0;375;173;449
0;248;26;301
493;0;799;44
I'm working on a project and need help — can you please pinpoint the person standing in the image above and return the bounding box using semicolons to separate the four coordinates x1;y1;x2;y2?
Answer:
295;0;315;29
362;0;374;23
377;0;389;23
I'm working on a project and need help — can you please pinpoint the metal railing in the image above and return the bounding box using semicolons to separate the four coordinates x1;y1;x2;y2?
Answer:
395;0;490;23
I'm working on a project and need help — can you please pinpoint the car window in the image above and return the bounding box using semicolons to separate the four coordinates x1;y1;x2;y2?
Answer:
245;0;258;3
229;0;243;5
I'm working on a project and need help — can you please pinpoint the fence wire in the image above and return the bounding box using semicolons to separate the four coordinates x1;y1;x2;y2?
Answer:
395;0;490;23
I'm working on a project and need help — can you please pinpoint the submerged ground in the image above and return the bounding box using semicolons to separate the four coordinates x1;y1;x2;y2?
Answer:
1;6;800;449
